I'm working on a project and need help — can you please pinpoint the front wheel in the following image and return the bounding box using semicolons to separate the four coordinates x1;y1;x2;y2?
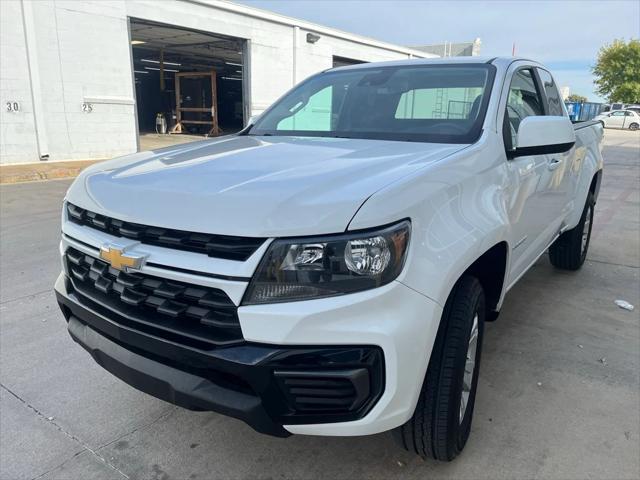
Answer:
393;276;485;461
549;192;595;270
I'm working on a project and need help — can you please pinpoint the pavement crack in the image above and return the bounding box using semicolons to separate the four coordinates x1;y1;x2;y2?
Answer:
0;383;130;479
0;288;52;306
96;406;177;451
586;258;640;269
29;450;87;480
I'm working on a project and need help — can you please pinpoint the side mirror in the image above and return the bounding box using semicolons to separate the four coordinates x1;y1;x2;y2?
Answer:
511;116;575;158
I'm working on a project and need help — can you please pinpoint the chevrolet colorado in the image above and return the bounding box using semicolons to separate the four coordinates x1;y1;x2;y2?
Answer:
55;57;603;461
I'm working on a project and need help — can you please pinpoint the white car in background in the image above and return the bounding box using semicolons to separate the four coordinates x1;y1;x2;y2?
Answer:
595;109;640;130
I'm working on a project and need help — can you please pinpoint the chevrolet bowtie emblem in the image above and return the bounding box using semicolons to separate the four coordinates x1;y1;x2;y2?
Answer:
99;245;147;272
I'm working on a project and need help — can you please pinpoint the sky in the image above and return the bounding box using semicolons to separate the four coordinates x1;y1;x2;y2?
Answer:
237;0;640;102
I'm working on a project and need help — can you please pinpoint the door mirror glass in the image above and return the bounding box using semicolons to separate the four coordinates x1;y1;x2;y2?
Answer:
511;116;575;157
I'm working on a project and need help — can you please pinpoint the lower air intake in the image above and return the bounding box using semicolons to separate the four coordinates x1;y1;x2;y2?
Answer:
274;369;370;414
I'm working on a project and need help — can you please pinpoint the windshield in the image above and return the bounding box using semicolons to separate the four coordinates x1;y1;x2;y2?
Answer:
248;64;496;144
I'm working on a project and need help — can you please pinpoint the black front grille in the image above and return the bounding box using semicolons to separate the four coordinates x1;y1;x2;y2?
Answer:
66;203;265;261
274;369;370;414
65;247;243;348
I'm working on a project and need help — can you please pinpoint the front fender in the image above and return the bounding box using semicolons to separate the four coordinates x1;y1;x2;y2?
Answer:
348;141;510;308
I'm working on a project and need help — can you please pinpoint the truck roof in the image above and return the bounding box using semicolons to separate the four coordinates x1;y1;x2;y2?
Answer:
329;56;534;72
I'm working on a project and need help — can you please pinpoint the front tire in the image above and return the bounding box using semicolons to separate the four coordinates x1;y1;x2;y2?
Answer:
549;192;595;270
393;276;485;461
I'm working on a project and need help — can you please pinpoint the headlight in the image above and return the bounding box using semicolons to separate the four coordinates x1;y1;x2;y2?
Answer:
243;220;411;305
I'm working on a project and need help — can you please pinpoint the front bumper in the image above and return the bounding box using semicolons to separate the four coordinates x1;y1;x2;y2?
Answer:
56;268;442;437
56;274;385;437
65;314;289;436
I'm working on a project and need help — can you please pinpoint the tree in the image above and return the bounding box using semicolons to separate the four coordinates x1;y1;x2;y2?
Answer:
567;94;588;103
592;39;640;103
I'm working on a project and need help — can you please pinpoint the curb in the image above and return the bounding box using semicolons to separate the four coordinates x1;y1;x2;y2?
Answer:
0;160;103;185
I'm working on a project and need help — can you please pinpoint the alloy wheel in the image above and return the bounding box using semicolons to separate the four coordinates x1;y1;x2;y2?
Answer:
582;205;592;255
460;313;479;423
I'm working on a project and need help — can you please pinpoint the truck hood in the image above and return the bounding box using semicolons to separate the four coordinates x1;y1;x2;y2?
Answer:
67;135;466;237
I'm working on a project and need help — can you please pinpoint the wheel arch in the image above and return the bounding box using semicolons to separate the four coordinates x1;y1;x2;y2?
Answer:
459;242;509;321
589;169;603;202
565;128;604;230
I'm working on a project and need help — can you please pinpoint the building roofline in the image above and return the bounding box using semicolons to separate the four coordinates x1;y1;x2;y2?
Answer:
183;0;439;58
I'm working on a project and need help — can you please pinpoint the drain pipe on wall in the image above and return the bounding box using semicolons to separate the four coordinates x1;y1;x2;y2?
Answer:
20;0;50;161
292;25;299;87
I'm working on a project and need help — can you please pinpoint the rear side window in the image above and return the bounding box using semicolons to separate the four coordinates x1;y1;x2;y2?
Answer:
538;69;564;116
504;68;545;151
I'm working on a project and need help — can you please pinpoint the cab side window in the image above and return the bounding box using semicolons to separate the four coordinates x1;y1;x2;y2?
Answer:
504;68;545;152
537;69;564;116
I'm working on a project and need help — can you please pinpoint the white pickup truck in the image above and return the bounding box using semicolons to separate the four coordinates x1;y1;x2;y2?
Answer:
55;57;603;461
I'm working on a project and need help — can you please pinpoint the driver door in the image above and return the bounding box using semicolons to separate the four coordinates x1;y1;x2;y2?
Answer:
503;67;566;285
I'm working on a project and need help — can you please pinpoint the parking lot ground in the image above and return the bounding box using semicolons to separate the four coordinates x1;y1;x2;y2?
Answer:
1;129;638;480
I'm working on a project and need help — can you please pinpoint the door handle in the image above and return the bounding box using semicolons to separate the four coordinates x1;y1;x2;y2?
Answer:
548;158;562;171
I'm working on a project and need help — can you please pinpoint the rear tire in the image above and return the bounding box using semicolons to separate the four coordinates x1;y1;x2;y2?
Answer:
629;122;639;131
393;276;485;461
548;192;595;270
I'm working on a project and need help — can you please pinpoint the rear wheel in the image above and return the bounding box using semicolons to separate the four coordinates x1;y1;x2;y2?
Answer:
393;276;485;461
629;122;639;131
549;192;595;270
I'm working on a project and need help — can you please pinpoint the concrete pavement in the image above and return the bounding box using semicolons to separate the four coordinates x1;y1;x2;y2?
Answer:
1;130;638;480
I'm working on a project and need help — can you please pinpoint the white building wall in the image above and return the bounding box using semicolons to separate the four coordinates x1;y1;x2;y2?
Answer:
0;0;39;164
0;0;435;165
32;0;137;162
